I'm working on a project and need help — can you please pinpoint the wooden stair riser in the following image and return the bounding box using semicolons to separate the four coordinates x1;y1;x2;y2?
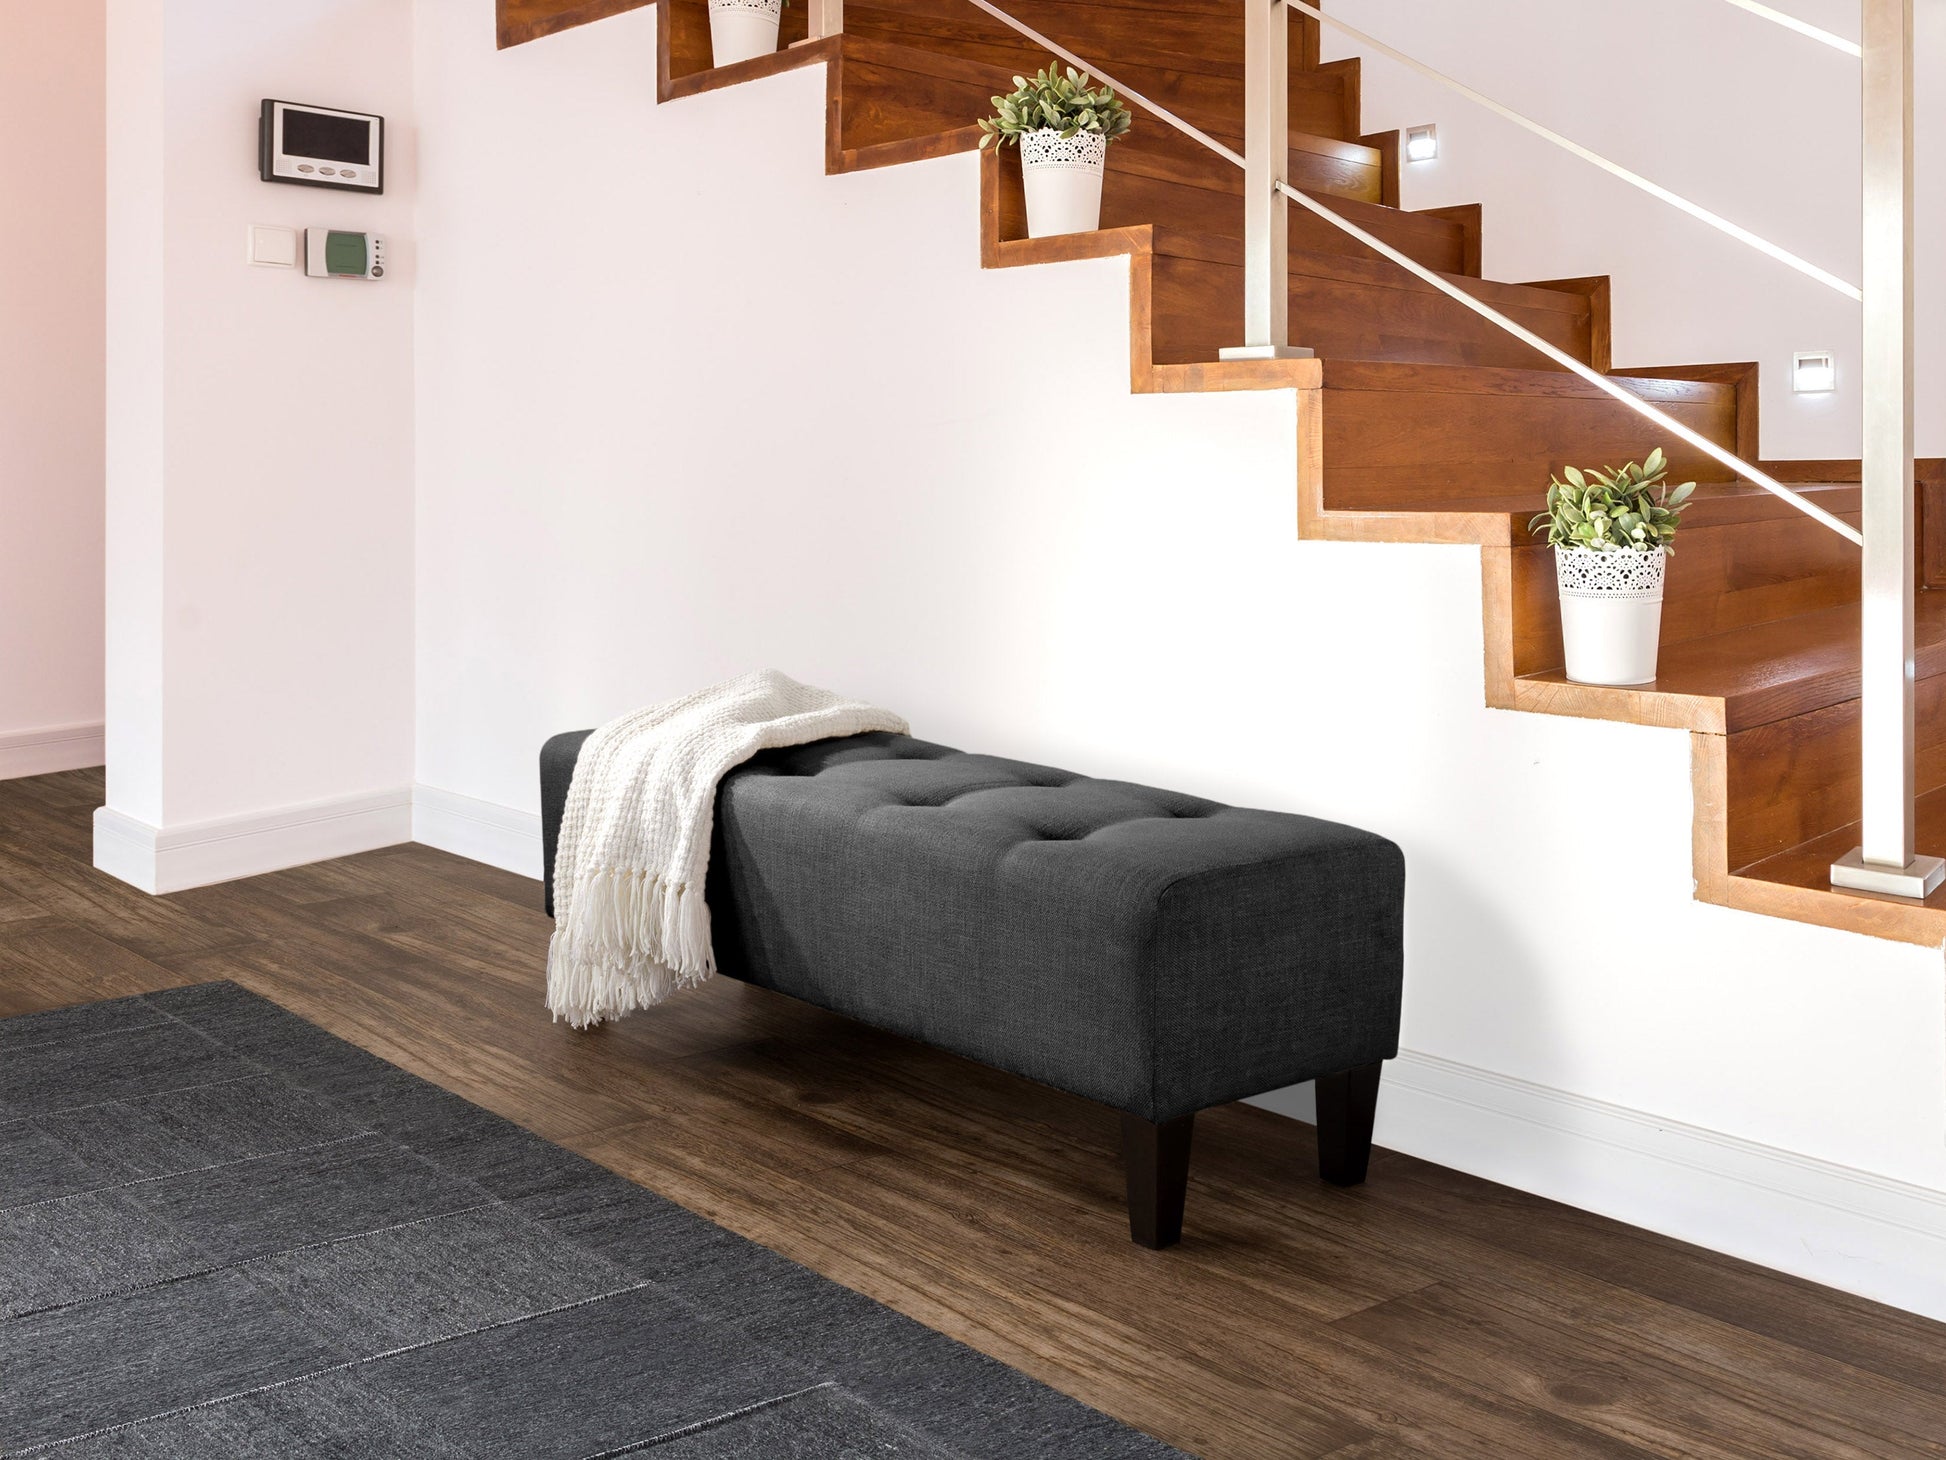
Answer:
1302;196;1473;277
1523;277;1611;373
831;47;992;155
1319;378;1740;512
1418;204;1484;276
1148;252;1593;371
1108;126;1384;208
1296;59;1361;144
1724;677;1946;871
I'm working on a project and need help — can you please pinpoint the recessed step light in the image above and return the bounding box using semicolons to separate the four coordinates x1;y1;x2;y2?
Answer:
1404;124;1439;163
1793;351;1837;393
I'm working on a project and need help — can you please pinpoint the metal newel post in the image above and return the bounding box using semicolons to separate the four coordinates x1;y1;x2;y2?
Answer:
1832;0;1940;898
1221;0;1313;361
806;0;842;41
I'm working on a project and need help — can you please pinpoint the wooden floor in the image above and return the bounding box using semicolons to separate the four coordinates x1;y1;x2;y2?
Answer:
5;768;1945;1457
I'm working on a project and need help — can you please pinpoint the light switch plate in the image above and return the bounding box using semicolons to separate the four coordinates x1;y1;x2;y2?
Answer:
247;224;299;268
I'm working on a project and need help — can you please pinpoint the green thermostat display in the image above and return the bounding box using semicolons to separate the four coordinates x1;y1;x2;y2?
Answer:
325;231;365;274
304;227;386;280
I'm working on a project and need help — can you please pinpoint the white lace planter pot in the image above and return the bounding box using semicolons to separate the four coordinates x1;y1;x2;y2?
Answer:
708;0;781;67
1020;128;1107;239
1555;545;1667;686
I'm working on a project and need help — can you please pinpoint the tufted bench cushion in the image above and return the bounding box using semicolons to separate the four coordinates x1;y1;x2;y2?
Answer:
542;729;1406;1246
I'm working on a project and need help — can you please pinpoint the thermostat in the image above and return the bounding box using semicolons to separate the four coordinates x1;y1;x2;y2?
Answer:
305;228;386;280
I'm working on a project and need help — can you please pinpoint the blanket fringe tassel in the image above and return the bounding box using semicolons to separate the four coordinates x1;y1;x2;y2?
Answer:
546;869;717;1029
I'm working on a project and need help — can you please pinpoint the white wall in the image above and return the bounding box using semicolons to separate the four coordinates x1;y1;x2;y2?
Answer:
412;9;1946;1317
98;0;416;887
1328;0;1942;460
0;0;107;778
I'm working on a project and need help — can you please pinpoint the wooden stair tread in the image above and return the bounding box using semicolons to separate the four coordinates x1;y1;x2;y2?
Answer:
1516;592;1946;733
660;33;830;101
1738;784;1946;910
1320;358;1732;402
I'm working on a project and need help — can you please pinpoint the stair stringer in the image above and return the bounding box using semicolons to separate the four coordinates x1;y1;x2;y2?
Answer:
649;20;1946;950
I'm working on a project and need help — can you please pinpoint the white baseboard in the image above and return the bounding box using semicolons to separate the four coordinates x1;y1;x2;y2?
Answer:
1254;1050;1946;1322
411;783;543;879
92;787;412;895
0;721;105;780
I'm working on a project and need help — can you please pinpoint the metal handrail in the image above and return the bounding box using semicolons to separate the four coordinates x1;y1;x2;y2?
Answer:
1282;0;1862;302
1718;0;1862;57
958;0;1863;546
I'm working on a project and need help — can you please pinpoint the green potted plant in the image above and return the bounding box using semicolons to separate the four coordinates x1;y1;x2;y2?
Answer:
1529;449;1695;685
979;65;1133;239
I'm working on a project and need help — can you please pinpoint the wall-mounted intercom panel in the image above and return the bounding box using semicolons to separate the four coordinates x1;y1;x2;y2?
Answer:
261;100;385;193
305;229;386;280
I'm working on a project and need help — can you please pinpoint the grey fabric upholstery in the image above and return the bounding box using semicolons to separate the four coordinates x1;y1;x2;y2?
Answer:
541;731;1404;1124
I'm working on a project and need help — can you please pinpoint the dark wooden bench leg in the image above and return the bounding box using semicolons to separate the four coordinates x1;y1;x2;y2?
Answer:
1315;1062;1383;1186
1121;1111;1194;1249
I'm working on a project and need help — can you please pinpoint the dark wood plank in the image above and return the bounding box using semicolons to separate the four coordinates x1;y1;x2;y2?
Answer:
1365;1151;1946;1410
1333;1281;1944;1459
0;915;191;1013
0;844;257;966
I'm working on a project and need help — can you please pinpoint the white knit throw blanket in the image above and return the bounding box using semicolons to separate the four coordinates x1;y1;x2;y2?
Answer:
546;669;908;1029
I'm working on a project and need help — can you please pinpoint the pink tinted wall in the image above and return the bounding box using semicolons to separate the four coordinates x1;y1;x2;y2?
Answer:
0;0;107;775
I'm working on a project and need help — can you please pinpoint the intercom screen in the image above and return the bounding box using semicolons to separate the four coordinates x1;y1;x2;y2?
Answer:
285;109;369;165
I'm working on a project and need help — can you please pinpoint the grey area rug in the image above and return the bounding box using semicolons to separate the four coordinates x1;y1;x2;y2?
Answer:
0;983;1187;1458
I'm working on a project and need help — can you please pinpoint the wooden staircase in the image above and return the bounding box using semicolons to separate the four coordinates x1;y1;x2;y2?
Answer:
503;0;1946;946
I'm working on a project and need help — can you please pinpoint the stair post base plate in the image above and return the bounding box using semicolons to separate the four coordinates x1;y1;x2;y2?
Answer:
1218;344;1316;361
1830;848;1946;899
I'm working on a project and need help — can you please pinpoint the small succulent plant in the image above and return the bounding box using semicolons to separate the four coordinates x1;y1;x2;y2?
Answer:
1529;448;1697;555
978;65;1133;149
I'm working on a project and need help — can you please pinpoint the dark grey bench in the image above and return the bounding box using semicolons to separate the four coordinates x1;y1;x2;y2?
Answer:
541;730;1405;1248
